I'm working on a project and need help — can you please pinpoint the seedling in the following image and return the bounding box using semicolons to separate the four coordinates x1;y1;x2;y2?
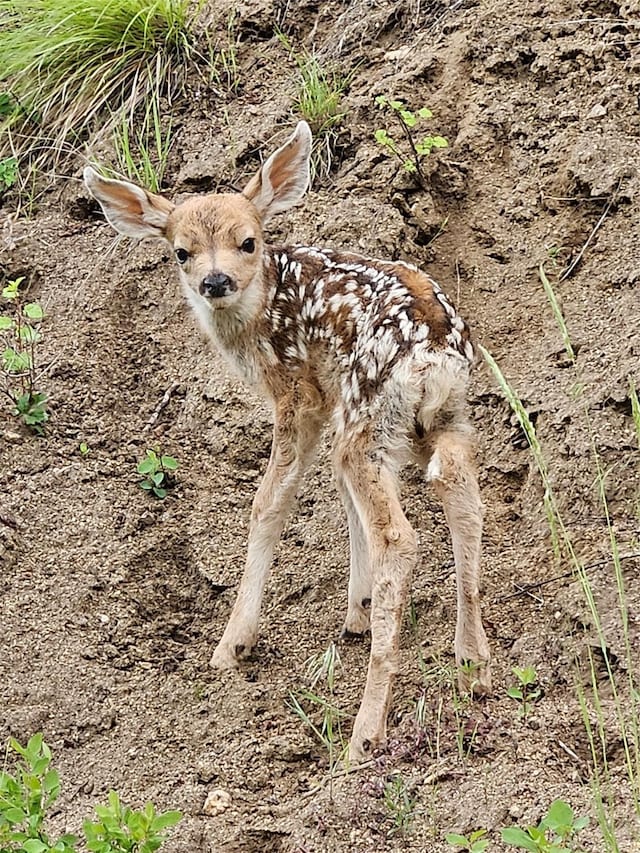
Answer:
0;156;18;192
446;828;490;852
375;95;448;189
0;733;76;852
137;449;179;498
83;790;182;853
502;799;589;851
459;659;486;694
507;666;541;719
383;774;416;836
0;276;49;434
0;733;180;852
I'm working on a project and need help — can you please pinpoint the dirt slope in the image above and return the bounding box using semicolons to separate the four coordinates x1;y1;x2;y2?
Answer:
1;0;639;850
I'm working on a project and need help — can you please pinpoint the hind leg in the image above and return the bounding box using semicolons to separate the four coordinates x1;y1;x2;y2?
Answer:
335;437;417;762
335;471;371;635
426;430;491;694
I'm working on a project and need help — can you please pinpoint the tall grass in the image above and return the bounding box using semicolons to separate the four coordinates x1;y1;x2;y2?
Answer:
288;642;349;796
0;0;199;170
112;88;172;192
480;263;640;850
276;30;350;179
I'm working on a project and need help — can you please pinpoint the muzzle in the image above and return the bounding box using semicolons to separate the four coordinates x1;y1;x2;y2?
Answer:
200;273;237;299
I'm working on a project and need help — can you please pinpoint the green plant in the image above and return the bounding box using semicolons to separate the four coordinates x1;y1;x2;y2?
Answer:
446;828;490;852
136;449;178;498
0;0;200;171
631;381;640;520
383;774;416;836
502;799;589;852
507;666;541;719
288;643;349;792
408;605;478;762
0;92;16;116
83;790;181;853
0;275;49;433
374;95;448;189
0;155;18;191
0;733;76;852
277;32;350;178
207;9;240;94
0;734;181;853
112;89;172;192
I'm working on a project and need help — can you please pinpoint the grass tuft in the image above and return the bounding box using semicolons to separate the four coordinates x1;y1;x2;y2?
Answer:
276;30;350;179
0;0;199;171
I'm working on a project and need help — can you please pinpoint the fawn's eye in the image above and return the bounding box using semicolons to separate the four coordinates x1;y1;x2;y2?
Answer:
175;248;189;264
240;237;256;254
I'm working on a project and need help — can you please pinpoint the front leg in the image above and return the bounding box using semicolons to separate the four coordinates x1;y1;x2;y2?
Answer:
211;401;322;670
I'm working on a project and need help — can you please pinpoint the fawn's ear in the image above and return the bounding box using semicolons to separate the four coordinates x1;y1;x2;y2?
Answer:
83;167;174;240
242;121;312;222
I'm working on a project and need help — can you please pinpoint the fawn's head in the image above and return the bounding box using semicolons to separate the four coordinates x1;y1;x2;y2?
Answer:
84;122;312;317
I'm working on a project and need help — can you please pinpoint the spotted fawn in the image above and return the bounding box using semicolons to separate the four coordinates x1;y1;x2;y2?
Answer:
84;120;491;761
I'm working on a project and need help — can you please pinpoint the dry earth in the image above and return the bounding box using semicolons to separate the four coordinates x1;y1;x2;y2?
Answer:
1;0;640;850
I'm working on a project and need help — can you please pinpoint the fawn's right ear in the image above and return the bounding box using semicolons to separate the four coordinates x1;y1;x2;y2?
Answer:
83;167;174;240
242;121;312;223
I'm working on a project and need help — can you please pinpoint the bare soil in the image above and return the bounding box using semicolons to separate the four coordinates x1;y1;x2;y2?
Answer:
1;0;640;850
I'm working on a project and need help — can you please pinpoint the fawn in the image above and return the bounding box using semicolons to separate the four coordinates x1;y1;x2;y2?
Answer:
84;120;491;761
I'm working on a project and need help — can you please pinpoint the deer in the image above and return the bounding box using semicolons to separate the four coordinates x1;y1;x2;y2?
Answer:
83;120;491;762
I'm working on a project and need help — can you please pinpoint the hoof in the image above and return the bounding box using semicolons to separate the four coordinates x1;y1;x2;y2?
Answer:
457;658;492;696
340;625;369;641
341;600;371;637
348;732;376;764
210;642;247;671
349;706;386;764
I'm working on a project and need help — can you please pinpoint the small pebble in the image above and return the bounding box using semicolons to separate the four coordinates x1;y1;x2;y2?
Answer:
587;103;606;119
203;788;231;816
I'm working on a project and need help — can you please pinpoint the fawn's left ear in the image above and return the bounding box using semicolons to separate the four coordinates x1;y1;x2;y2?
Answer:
242;121;312;222
84;167;174;240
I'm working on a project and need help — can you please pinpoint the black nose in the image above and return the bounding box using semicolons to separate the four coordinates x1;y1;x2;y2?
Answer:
200;273;236;298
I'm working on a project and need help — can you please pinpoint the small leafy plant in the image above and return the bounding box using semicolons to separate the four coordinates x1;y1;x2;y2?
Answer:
446;828;490;852
507;665;542;719
83;790;181;853
0;156;18;192
136;449;178;498
0;734;180;853
0;733;76;852
502;799;589;852
0;275;49;433
383;774;416;836
375;95;448;189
